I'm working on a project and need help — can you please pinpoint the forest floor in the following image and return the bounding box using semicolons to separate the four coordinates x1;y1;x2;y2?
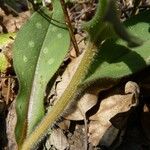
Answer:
0;0;150;150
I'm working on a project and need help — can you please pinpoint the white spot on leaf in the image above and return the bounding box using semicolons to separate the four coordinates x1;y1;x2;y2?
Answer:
146;56;150;64
51;27;57;32
48;58;54;65
43;47;48;54
36;22;42;29
35;63;40;76
57;33;62;39
23;55;28;62
28;41;35;48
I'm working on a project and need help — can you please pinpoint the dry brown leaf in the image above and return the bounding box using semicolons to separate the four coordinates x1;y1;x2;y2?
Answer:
89;120;119;146
49;128;69;150
0;78;15;104
3;42;13;65
68;124;87;150
64;92;98;120
2;11;30;32
58;119;70;130
6;101;17;150
88;81;140;147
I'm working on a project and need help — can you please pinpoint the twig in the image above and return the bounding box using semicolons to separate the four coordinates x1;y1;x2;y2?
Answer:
60;0;80;56
6;77;11;104
0;76;17;79
131;0;142;15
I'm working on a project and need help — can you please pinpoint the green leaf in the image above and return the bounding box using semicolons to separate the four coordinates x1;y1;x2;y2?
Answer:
0;33;15;48
104;0;143;47
83;0;143;47
0;53;8;73
13;3;70;147
0;32;15;73
82;10;150;88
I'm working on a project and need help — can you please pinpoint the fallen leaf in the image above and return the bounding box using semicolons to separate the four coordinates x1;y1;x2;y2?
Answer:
89;121;119;146
3;11;30;32
58;119;70;130
68;124;87;150
88;81;139;146
48;128;69;150
6;101;17;150
64;92;98;120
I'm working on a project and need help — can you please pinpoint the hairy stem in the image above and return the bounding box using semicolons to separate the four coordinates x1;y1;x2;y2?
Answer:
21;42;98;150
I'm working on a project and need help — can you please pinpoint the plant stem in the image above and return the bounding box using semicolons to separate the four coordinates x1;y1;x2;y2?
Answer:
60;0;80;56
21;42;97;150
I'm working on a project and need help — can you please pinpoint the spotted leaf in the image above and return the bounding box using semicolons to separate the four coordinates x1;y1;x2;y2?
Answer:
13;1;70;147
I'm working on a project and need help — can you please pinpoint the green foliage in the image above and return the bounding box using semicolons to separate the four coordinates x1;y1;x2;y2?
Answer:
0;33;15;73
0;53;8;73
12;0;150;149
83;0;143;47
13;2;70;148
82;10;150;88
0;33;15;47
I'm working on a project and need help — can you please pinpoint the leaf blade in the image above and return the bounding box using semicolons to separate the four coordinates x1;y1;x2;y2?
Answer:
82;10;150;88
13;8;51;146
13;3;70;147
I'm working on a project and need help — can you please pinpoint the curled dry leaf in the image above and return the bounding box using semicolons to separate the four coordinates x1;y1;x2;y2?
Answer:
89;81;140;147
48;128;69;150
125;81;140;103
64;92;98;120
58;119;71;130
89;120;119;147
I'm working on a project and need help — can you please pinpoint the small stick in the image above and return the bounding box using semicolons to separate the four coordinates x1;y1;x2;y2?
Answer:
6;77;11;104
60;0;80;56
0;76;17;79
131;0;142;15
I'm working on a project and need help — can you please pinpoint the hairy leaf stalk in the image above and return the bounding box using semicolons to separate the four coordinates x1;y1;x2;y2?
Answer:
21;42;98;150
19;0;136;149
20;1;106;149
